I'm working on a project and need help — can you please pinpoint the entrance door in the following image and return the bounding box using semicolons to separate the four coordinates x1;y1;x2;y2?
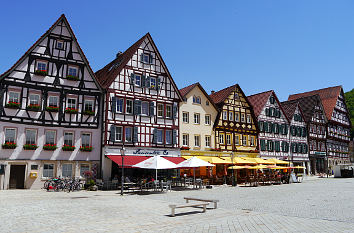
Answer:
9;165;26;189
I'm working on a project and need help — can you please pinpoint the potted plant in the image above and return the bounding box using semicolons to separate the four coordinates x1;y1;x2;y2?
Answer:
83;171;97;191
43;144;57;151
80;146;93;152
26;104;41;111
82;110;95;116
62;144;75;151
46;106;59;112
23;144;38;150
65;108;78;114
2;142;17;149
5;101;21;109
66;75;79;81
34;70;48;76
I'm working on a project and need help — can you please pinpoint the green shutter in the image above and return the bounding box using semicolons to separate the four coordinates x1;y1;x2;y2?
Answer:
265;108;270;116
260;139;266;151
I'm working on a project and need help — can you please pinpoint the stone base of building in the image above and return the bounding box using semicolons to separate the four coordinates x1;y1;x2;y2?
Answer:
0;160;99;190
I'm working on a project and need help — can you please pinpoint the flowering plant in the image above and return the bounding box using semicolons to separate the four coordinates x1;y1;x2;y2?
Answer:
80;146;93;152
83;110;95;116
2;142;17;149
66;75;79;81
62;144;75;151
23;144;38;150
180;146;190;150
35;70;48;76
46;106;59;112
210;148;221;151
26;104;41;111
65;108;78;114
43;144;57;151
5;101;21;109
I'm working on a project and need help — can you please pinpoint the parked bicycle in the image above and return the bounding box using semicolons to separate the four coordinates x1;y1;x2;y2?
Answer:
43;177;83;192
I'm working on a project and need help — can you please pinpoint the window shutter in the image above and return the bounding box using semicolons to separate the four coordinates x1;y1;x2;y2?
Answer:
140;54;144;63
110;125;116;142
172;129;177;144
269;123;273;133
133;127;138;143
298;143;302;153
141;75;146;87
145;76;150;88
0;89;5;112
274;123;278;134
297;126;302;137
258;121;263;132
172;103;178;119
265;108;270;116
111;96;117;113
149;54;153;64
156;78;161;90
152;128;157;144
284;124;288;135
303;144;308;153
149;102;155;116
302;127;307;137
281;141;285;152
134;100;141;115
130;73;135;85
260;139;266;151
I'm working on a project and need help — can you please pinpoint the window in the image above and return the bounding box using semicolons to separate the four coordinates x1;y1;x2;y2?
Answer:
235;113;239;122
166;105;172;118
269;96;275;104
62;164;72;178
166;130;172;144
56;40;64;49
235;135;240;145
182;112;189;123
229;111;233;121
250;136;255;146
67;98;76;109
234;93;239;100
126;99;133;114
125;127;133;142
246;114;251;123
25;129;36;145
219;134;224;145
193;96;201;104
45;131;56;145
226;134;231;145
64;132;74;146
194;135;200;147
80;164;90;177
4;128;16;143
29;94;40;105
157;129;163;144
68;66;78;77
223;111;227;120
37;61;47;71
84;100;94;112
115;126;123;142
116;98;124;113
242;135;247;146
135;75;141;86
157;104;164;117
182;134;189;146
141;102;149;115
194;113;200;124
150;77;156;89
48;96;58;107
81;133;91;147
241;113;245;122
205;115;211;125
8;92;20;103
206;100;209;106
43;164;54;178
205;136;211;147
142;53;151;64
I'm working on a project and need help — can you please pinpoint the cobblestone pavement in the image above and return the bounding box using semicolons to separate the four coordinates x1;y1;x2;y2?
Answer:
1;177;354;233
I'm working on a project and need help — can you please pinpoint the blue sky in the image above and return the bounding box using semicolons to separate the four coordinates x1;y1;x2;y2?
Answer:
0;0;353;100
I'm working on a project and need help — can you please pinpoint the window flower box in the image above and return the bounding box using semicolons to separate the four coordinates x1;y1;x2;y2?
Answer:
5;101;21;109
23;144;38;150
80;146;93;152
66;75;79;81
35;70;48;76
180;146;190;150
46;106;59;112
43;144;57;151
83;110;95;116
2;142;17;149
210;148;221;151
65;108;78;114
26;104;41;111
62;144;75;151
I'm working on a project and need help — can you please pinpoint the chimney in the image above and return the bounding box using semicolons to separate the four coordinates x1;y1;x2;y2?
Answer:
211;90;215;95
116;51;123;58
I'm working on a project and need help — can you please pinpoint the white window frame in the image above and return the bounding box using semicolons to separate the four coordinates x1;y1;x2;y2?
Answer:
36;61;47;71
182;134;189;146
48;96;59;107
84;100;94;112
246;114;251;123
45;130;56;145
4;128;16;143
135;74;141;87
80;164;90;178
223;110;227;120
166;130;172;145
235;135;240;145
229;111;233;121
205;114;211;125
219;134;225;145
8;91;20;103
62;164;73;178
142;53;150;64
166;105;172;118
126;99;133;114
115;126;123;142
125;127;133;142
242;135;247;146
141;102;149;116
226;134;231;145
29;94;40;106
250;136;255;146
235;112;240;122
64;132;74;146
194;135;200;147
67;98;77;109
43;163;55;178
68;66;78;77
116;98;124;113
157;129;164;144
205;135;211;147
241;113;245;122
56;40;64;50
150;77;156;89
25;129;37;145
194;113;200;124
182;112;189;123
81;133;91;147
157;104;164;117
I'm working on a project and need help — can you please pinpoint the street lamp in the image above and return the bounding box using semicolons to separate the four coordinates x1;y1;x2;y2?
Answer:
230;152;237;186
120;147;126;196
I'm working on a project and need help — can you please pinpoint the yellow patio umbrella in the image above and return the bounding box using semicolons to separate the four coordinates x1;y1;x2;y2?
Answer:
294;166;306;169
223;157;257;164
267;158;289;165
200;156;231;164
228;165;252;169
270;166;288;170
245;158;275;165
247;165;268;169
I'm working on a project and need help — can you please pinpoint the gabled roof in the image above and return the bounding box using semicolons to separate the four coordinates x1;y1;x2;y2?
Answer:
179;82;218;110
288;86;342;121
247;90;290;122
0;14;101;91
281;100;304;121
95;33;182;100
209;84;238;105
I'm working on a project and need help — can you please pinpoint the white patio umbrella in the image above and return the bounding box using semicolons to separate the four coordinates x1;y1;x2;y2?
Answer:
132;155;178;180
176;156;215;187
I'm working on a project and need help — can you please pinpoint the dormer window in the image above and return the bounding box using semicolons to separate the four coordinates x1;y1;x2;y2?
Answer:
269;96;275;104
193;96;201;104
56;40;64;50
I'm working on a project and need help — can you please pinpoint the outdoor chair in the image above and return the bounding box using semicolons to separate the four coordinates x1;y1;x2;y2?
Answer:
161;180;172;192
96;179;103;190
153;180;161;191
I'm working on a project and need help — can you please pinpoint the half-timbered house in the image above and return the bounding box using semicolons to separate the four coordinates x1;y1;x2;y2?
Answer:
248;91;290;161
0;15;102;189
95;33;182;180
281;101;309;171
288;86;352;172
209;84;258;157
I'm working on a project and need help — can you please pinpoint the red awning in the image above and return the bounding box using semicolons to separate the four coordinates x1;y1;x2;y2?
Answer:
107;155;149;168
163;157;185;164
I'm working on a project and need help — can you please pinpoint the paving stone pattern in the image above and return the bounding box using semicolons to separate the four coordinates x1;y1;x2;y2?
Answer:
1;177;354;232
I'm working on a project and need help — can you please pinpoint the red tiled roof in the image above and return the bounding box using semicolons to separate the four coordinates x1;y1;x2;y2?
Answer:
281;101;298;120
179;83;199;97
209;84;238;104
247;90;273;118
288;86;342;120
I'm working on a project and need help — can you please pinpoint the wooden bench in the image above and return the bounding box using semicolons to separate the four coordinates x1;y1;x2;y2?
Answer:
169;202;209;217
184;197;219;209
